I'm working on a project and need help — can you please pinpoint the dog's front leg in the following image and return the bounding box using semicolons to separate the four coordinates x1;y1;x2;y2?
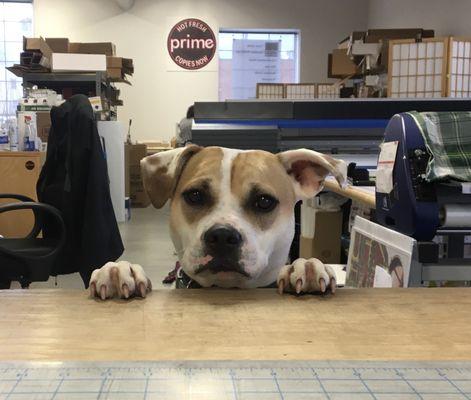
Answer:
277;258;337;295
89;261;152;300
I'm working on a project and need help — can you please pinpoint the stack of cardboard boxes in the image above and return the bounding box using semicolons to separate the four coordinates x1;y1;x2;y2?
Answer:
8;37;134;85
327;28;435;97
107;57;134;85
329;29;435;78
8;37;134;144
125;143;150;208
299;198;343;263
124;144;175;208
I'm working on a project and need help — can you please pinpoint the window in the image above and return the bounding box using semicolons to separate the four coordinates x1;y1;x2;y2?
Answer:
219;29;299;100
0;1;33;120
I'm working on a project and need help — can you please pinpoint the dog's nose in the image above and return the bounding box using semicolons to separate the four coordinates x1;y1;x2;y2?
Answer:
204;225;242;253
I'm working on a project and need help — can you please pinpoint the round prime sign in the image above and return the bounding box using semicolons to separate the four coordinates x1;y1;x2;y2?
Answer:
167;18;216;70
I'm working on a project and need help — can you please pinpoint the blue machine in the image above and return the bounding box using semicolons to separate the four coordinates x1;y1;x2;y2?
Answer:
375;113;440;241
375;112;471;284
193;99;471;170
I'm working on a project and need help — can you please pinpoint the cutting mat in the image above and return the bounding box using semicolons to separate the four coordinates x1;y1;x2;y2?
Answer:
1;361;471;399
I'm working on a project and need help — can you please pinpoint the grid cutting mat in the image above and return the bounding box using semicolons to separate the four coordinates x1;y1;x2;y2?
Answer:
0;361;471;399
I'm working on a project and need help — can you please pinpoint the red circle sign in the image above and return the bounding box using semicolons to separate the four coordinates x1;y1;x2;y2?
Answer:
167;18;216;70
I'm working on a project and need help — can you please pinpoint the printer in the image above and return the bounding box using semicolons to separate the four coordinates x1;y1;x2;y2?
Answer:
375;111;471;285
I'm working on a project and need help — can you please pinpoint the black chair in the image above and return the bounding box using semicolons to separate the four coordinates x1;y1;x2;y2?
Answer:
0;193;65;289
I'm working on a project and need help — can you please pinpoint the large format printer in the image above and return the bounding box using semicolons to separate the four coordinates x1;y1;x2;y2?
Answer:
192;99;471;170
192;100;471;282
376;111;471;285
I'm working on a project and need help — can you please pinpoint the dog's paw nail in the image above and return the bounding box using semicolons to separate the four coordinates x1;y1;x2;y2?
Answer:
295;279;303;294
89;282;96;297
110;266;119;280
330;278;336;294
122;284;130;299
319;278;326;293
100;285;107;300
139;282;146;297
277;279;284;295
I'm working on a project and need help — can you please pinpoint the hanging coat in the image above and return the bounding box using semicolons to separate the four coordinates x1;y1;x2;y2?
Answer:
37;94;124;286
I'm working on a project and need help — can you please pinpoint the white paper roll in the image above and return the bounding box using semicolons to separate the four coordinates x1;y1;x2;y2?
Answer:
440;204;471;228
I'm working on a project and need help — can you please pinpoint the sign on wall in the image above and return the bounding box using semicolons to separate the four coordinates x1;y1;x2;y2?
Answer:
232;39;281;99
167;18;217;71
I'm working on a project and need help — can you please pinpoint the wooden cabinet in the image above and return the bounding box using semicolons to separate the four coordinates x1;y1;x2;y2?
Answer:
0;152;41;238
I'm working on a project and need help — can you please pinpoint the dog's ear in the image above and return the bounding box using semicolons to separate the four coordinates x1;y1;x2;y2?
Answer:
277;149;347;200
140;145;202;208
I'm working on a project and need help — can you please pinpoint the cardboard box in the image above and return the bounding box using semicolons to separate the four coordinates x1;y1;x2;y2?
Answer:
51;53;106;72
124;145;130;197
36;111;51;143
45;38;69;53
106;56;131;68
130;187;151;208
129;164;141;181
125;144;149;207
299;210;343;263
68;42;116;56
107;57;134;73
329;49;359;77
107;67;122;79
128;143;147;166
23;36;53;67
23;37;53;58
364;29;434;70
364;28;434;44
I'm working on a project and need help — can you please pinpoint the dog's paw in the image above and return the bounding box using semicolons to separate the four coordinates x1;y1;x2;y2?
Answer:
277;258;336;295
89;261;152;300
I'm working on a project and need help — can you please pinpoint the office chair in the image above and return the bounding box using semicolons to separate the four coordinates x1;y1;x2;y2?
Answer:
0;193;65;289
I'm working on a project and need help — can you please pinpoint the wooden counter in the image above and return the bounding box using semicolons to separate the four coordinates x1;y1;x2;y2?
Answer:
0;288;470;361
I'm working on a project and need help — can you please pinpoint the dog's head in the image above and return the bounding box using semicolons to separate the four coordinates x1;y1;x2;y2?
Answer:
141;146;346;288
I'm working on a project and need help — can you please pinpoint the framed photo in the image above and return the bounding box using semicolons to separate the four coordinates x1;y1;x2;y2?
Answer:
346;217;416;288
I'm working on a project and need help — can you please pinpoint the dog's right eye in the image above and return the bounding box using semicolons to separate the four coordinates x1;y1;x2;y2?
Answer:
183;189;205;206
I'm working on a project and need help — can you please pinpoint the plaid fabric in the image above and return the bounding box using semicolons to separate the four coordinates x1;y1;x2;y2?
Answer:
408;111;471;182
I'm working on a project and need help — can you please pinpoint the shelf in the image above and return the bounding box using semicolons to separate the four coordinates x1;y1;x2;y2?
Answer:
22;72;107;83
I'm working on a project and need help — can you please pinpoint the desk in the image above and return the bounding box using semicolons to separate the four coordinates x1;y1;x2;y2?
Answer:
0;288;470;361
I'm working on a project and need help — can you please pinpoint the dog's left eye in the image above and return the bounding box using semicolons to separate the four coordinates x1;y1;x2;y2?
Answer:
183;189;205;206
253;194;278;213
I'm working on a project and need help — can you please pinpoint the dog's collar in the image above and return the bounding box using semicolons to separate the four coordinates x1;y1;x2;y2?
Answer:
176;269;202;289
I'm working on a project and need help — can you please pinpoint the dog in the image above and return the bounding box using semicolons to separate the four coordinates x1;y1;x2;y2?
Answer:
89;146;347;299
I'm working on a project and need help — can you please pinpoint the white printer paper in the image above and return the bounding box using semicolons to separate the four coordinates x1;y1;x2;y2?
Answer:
376;141;399;194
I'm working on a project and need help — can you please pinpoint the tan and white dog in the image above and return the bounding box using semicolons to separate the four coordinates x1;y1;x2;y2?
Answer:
89;146;347;299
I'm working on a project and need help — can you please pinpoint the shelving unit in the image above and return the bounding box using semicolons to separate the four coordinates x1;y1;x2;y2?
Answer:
21;72;118;120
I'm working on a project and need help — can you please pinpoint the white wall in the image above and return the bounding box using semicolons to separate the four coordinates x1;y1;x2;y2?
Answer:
368;0;471;36
34;0;368;142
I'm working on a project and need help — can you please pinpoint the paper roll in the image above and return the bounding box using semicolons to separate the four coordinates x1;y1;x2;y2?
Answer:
440;204;471;228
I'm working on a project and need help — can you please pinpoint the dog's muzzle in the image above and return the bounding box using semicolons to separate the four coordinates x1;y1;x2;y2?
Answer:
196;224;249;277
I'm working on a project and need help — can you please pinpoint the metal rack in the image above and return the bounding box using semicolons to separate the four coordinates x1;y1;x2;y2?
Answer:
21;71;117;120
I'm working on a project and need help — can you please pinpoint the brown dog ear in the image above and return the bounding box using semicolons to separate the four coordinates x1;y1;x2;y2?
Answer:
140;145;202;208
277;149;347;200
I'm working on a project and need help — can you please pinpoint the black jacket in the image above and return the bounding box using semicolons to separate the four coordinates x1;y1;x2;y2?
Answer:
37;95;124;286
